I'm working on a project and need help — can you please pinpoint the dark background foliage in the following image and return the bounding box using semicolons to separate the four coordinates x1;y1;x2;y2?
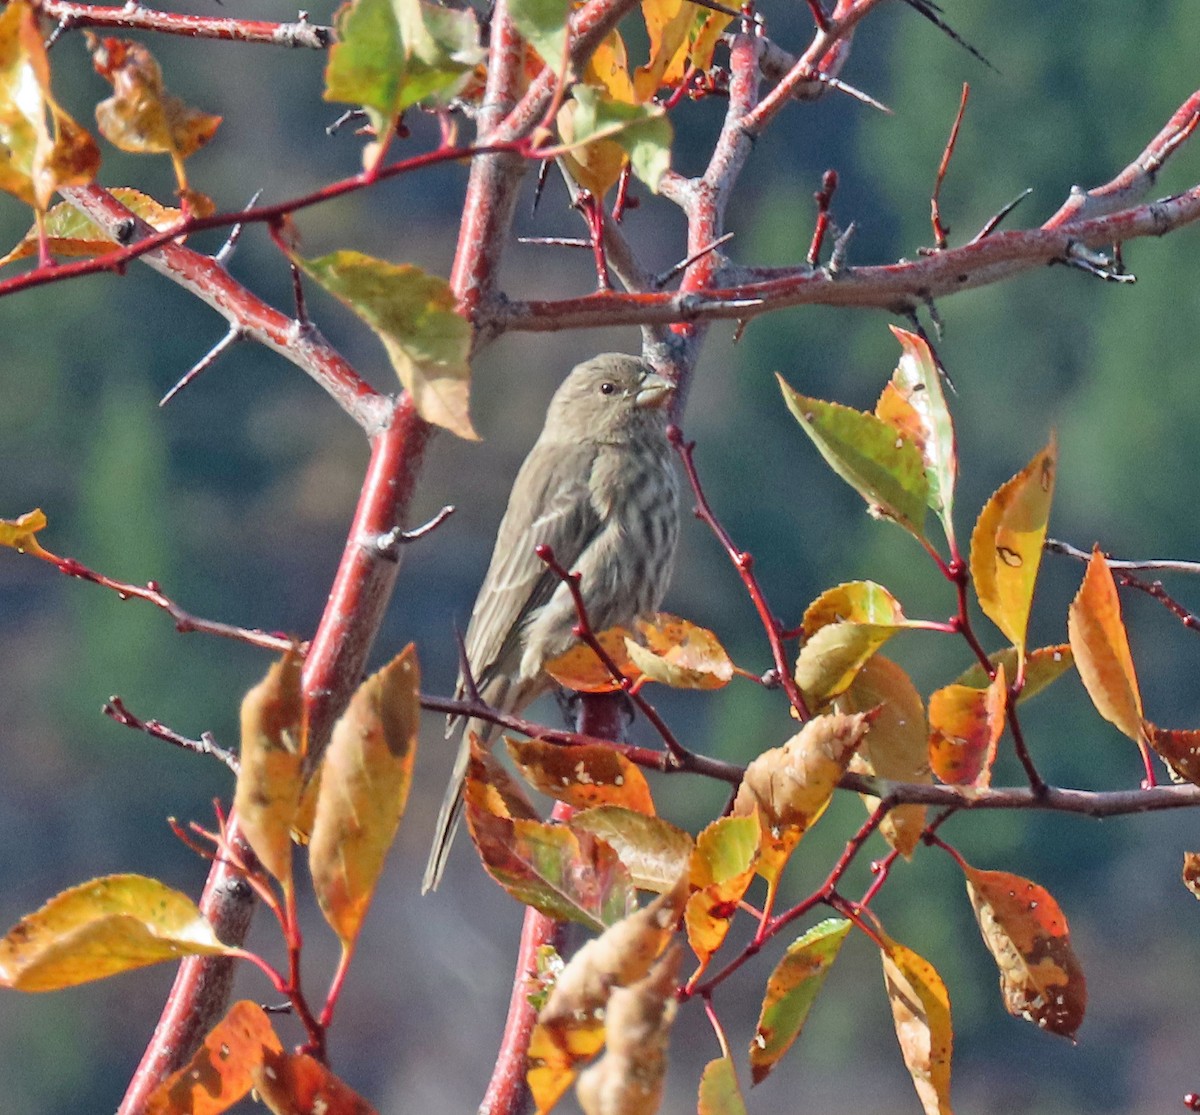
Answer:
1;1;1198;1111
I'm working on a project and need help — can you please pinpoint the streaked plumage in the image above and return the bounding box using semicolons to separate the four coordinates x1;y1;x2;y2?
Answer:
423;353;680;892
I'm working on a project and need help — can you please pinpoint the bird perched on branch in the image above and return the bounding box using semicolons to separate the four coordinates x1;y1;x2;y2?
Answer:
423;353;681;892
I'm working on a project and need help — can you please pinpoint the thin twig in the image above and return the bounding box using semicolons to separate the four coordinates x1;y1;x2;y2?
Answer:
103;696;239;772
931;83;969;250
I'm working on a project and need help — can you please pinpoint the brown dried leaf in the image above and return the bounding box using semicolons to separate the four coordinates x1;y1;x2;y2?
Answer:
254;1049;378;1115
962;863;1086;1041
732;712;871;891
574;947;680;1115
507;738;656;815
233;649;305;888
571;807;694;893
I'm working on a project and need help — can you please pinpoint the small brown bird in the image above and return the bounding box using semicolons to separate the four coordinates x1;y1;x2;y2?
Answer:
423;353;680;892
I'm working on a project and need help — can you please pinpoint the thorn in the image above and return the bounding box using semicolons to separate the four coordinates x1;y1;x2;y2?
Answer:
326;108;366;136
828;220;856;274
215;190;263;266
160;326;244;407
900;0;996;72
373;505;456;558
652;232;734;289
969;187;1033;243
517;236;592;249
532;159;551;215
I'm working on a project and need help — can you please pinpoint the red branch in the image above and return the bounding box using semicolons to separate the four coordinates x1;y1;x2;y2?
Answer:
36;0;332;47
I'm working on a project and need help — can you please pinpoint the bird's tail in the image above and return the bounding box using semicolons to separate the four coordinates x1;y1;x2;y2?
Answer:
421;726;473;893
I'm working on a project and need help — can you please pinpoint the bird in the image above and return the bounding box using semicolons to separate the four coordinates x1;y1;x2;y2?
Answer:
423;353;681;892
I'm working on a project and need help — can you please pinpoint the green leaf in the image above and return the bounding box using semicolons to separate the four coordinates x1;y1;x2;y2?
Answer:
778;375;930;541
0;875;232;991
880;326;958;544
509;0;571;69
298;251;476;439
955;644;1073;702
325;0;482;122
566;86;672;192
698;1056;748;1114
750;918;851;1084
794;620;905;706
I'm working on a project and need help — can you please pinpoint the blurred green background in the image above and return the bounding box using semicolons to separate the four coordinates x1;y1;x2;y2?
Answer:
1;1;1198;1111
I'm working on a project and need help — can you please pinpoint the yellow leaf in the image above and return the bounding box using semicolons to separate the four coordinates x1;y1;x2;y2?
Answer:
571;807;694;893
0;508;48;555
0;874;231;991
684;814;758;973
632;0;692;102
1067;546;1142;741
625;613;734;690
969;436;1056;655
584;31;635;103
880;933;954;1115
309;646;419;949
837;656;930;857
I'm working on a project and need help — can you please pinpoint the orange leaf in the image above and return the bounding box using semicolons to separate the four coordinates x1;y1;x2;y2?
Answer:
880;933;954;1115
1182;852;1200;900
233;649;305;888
1067;547;1142;741
544;626;638;692
584;31;635;103
684;814;758;975
961;863;1086;1041
507;738;656;815
928;665;1007;788
145;1000;282;1115
626;613;734;690
254;1050;378;1115
969;437;1056;654
309;646;419;949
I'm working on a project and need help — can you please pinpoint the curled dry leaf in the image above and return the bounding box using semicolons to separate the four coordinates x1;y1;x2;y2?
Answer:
733;711;871;890
927;665;1007;788
0;874;232;992
309;646;419;950
749;918;852;1085
684;813;759;973
88;34;220;190
836;656;929;857
538;878;686;1034
1143;721;1200;786
145;1000;282;1115
962;863;1086;1041
880;933;954;1115
574;946;681;1115
507;738;656;815
529;887;684;1115
969;436;1056;655
232;648;305;888
571;807;694;893
1182;852;1200;900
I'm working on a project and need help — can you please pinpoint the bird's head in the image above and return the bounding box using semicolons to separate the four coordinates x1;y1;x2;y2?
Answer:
543;354;676;444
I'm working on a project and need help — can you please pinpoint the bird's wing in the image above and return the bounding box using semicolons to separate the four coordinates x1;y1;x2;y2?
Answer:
460;441;601;694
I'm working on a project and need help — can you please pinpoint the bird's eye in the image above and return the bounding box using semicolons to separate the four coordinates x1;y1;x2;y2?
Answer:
599;382;617;395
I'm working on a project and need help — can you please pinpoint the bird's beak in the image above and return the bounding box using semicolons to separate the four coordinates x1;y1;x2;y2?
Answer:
635;372;675;409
